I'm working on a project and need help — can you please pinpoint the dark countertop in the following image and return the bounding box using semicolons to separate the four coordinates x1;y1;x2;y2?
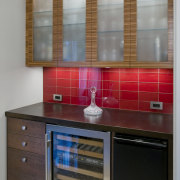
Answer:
5;102;173;139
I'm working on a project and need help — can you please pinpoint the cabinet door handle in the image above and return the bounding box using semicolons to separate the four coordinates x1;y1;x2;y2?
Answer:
22;141;27;147
21;157;27;163
45;133;52;180
21;126;27;131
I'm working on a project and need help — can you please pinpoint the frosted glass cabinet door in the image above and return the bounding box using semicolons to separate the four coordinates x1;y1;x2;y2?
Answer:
137;0;168;62
62;0;86;62
33;0;53;61
97;0;124;62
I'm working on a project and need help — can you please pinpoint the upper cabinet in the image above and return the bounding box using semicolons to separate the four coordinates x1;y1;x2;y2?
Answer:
91;0;130;67
130;0;173;68
26;0;173;68
26;0;56;66
56;0;92;67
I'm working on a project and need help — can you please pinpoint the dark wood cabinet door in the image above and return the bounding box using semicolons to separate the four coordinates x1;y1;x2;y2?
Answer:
8;148;45;180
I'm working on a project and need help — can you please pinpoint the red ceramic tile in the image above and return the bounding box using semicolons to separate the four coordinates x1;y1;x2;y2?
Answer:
57;87;71;96
119;68;138;73
71;80;79;88
120;82;138;91
103;90;119;99
71;71;79;79
57;67;70;71
159;93;173;103
61;96;71;104
57;79;70;87
102;68;119;72
139;83;158;92
43;68;56;79
43;67;173;114
159;83;173;93
57;70;71;79
161;103;173;114
79;80;88;89
119;100;138;111
43;86;56;94
139;92;158;102
159;74;173;83
139;101;173;114
71;88;88;97
71;96;87;106
120;91;138;101
103;81;119;91
159;69;173;74
139;69;158;73
139;73;158;83
44;78;56;87
103;72;119;81
139;101;151;112
103;97;119;109
120;73;138;82
88;69;102;81
43;94;54;103
88;80;102;90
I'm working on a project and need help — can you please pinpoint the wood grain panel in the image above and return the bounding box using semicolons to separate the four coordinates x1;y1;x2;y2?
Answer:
26;0;56;67
91;0;131;68
57;0;92;67
8;148;45;180
130;0;173;68
7;117;45;138
8;133;45;155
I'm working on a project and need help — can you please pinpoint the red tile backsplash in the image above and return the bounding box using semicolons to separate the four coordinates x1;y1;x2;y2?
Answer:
43;68;173;114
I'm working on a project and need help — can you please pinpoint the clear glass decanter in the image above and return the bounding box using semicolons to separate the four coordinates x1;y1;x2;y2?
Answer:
84;87;103;116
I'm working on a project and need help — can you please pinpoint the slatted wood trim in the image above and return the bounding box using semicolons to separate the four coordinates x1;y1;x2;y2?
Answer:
56;134;103;147
57;0;92;67
26;0;33;66
57;164;103;179
57;145;103;159
26;0;56;67
168;0;173;62
57;174;79;180
91;0;130;68
130;0;173;68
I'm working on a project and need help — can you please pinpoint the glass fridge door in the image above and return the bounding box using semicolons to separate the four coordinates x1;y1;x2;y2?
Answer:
46;125;110;180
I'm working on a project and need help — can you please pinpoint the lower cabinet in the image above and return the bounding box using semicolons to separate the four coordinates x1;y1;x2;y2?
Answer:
8;148;45;180
7;118;45;180
7;117;172;180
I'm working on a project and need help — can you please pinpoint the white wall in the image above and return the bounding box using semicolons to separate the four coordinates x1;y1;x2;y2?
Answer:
0;1;43;180
174;0;180;180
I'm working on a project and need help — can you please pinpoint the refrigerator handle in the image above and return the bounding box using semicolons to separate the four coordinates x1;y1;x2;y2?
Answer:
45;133;52;180
113;136;167;149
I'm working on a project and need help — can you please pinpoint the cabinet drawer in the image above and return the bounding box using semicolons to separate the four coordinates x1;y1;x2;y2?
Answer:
8;133;45;155
7;117;45;138
8;148;45;180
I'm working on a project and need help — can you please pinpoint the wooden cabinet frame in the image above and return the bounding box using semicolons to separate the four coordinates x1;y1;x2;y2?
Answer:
130;0;173;68
26;0;173;68
56;0;92;67
26;0;57;67
91;0;131;68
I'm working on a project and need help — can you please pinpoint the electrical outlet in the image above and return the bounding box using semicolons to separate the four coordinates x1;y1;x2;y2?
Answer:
150;101;163;110
53;94;62;101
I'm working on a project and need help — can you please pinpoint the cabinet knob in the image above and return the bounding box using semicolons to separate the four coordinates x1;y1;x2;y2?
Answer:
21;126;27;131
21;157;27;163
22;141;27;147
